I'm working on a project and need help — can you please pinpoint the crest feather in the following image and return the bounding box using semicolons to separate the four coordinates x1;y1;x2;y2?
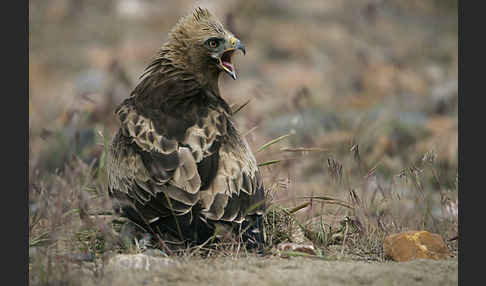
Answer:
193;7;211;22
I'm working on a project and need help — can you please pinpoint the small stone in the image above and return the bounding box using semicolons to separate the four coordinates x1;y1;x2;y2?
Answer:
384;230;452;262
276;243;317;257
106;254;175;272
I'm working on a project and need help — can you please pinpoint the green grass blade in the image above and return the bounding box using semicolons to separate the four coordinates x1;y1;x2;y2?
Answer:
257;133;292;153
297;196;354;209
258;160;281;167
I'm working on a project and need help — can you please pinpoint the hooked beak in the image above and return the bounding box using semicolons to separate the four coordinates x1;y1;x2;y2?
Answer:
218;37;245;80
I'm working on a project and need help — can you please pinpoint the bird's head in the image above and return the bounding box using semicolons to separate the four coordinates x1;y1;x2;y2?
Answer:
166;7;246;82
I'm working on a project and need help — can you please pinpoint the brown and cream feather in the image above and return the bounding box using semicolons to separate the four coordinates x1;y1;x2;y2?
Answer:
107;8;265;248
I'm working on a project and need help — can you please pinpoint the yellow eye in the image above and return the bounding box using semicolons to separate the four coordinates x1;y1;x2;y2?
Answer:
208;39;218;48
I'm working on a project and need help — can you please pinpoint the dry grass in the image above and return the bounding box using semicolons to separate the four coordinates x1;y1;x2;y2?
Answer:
28;128;458;284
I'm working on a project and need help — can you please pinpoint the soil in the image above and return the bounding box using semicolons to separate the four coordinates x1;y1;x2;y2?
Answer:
83;255;458;286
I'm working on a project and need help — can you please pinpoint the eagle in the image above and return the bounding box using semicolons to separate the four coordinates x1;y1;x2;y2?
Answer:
107;7;265;250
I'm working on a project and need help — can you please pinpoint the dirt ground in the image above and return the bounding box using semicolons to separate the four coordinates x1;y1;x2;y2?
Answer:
80;255;458;286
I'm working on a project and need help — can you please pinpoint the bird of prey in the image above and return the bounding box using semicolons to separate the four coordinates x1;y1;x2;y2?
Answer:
107;7;265;250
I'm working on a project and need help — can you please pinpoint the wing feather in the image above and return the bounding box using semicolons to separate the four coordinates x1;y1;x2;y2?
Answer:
110;88;264;229
111;97;229;217
200;131;265;221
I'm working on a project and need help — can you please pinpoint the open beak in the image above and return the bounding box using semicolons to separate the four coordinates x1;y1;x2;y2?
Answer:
219;37;245;80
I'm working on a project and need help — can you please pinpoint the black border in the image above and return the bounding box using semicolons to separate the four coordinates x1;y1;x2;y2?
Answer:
16;0;29;285
24;0;29;284
459;0;478;285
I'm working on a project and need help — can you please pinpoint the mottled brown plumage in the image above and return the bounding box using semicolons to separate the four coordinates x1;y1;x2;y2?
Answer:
107;8;265;249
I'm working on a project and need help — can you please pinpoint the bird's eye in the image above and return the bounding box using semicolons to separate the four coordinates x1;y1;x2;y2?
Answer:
207;39;219;48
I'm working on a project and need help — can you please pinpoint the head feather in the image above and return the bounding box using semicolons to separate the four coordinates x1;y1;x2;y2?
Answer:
140;7;231;88
168;7;226;43
192;7;210;22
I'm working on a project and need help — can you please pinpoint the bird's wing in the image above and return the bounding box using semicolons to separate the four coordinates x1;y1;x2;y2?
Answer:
199;132;266;222
112;97;226;215
111;93;264;224
108;130;201;220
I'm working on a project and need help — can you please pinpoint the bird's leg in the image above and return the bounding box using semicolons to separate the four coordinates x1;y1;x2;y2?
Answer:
241;214;266;254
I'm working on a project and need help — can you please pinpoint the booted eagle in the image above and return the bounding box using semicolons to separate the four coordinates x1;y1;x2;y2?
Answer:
107;7;265;249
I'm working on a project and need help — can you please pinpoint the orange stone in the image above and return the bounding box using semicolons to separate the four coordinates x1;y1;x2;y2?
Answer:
384;230;452;262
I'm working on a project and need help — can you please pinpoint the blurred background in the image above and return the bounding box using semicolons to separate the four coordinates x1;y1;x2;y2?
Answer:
29;0;458;222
